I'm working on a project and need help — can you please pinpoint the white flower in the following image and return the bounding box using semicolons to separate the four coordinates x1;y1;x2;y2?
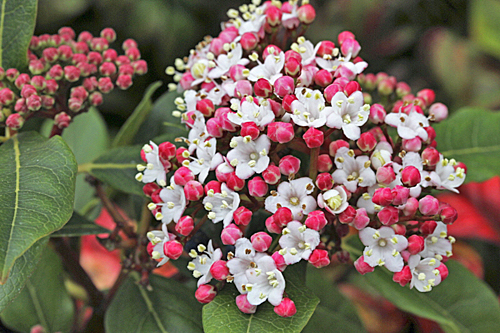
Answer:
282;3;299;29
279;221;320;264
419;222;453;259
408;255;442;292
140;141;169;186
359;226;408;272
226;134;271;179
265;177;317;220
227;97;275;129
147;228;175;266
421;156;465;193
245;255;285;306
335;60;368;81
370;141;393;170
188;138;224;183
187;240;223;287
190;59;213;86
332;147;376;192
326;91;369;140
248;50;285;84
356;186;380;215
209;43;249;79
237;5;267;35
318;186;349;215
291;38;319;66
227;238;267;295
290;87;333;128
203;183;240;227
156;177;187;224
185;111;208;153
385;110;429;141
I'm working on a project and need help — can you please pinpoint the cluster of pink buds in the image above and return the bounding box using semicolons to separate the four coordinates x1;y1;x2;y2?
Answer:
0;27;147;136
137;0;465;316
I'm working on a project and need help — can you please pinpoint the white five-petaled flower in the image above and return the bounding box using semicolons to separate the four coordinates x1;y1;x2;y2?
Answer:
147;228;176;267
332;147;376;192
190;59;213;87
245;255;285;306
265;177;317;220
209;43;250;79
408;255;442;292
279;221;320;265
318;186;349;215
156;176;187;224
421;156;465;193
227;97;275;129
139;141;170;187
248;50;285;84
185;111;208;153
419;222;453;259
370;141;393;170
384;110;429;141
290;87;333;128
326;91;369;140
203;183;240;227
188;138;224;183
359;226;408;272
236;4;267;35
226;134;271;179
227;238;267;295
187;240;223;287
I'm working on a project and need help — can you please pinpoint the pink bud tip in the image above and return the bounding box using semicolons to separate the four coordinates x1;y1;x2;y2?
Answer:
309;249;330;268
274;297;297;317
195;284;217;304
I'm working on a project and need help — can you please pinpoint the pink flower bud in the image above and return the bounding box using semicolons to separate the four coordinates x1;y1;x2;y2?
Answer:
274;297;296;318
273;207;293;227
196;98;215;117
251;232;272;252
282;94;297;112
208;37;224;56
240;122;260;140
297;4;316;24
6;68;19;81
323;83;341;102
248;176;268;197
210;260;229;281
30;76;46;90
202;181;220;196
195;284;217;304
217;108;238;132
26;94;42;111
90;37;109;52
369;104;386;124
15;73;31;90
77;31;92;43
116;74;133;90
226;172;245;191
68;98;83;112
133;60;148;75
344;81;361;96
308;249;330;268
401;166;421;187
402;197;418;217
98;77;114;93
372;187;393;206
314;69;333;87
305;210;327;230
41;95;55;109
262;164;281;184
352;208;370;230
157;142;175;162
234;80;253;98
341;37;361;57
424;126;436;144
419;195;439;216
21;84;37;99
279;155;300;176
391;185;409;206
240;32;259;51
354;255;374;275
315;154;332;172
163;240;183;260
219;26;238;43
266;216;282;234
303;127;324;148
89;92;103;106
143;183;160;197
6;114;24;129
70;86;89;100
99;62;117;76
236;294;257;314
338;205;356;224
402;137;422;152
269;252;286;272
179;72;195;90
315;173;334;191
378;206;399;225
429;103;448;122
420;220;437;236
267;122;294;143
437;263;449;281
422;147;440;166
417;88;435;107
206;118;223;138
316;40;335;57
378;78;395;95
174;167;194;186
83;77;98;92
233;206;252;226
329;140;349;156
395;82;411;97
221;223;243;245
407;235;425;255
63;66;80;82
254;78;273;98
42;47;59;63
175;216;194;236
14;98;27;113
228;64;245;81
99;27;116;43
357;132;377;152
393;266;412;286
262;44;282;59
439;203;458;224
274;76;295;97
0;88;14;105
184;180;204;201
284;57;301;77
376;165;396;185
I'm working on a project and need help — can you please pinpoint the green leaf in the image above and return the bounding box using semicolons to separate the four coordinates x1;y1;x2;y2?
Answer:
112;81;162;148
303;266;365;333
203;262;319;333
51;211;110;237
433;107;500;182
0;237;48;313
1;246;75;333
105;273;203;333
470;0;500;60
0;132;77;283
344;237;500;333
79;145;144;196
0;0;37;70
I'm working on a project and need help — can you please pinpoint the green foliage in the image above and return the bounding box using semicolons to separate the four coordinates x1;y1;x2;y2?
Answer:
470;0;500;60
1;246;75;333
202;262;319;333
0;0;37;70
434;107;500;183
105;273;203;333
0;237;47;313
0;132;77;283
51;211;110;237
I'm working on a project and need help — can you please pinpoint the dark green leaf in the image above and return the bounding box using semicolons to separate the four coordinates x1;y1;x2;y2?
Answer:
112;81;163;148
0;0;37;70
105;272;203;333
0;132;77;283
0;237;47;313
203;262;319;333
434;107;500;183
1;246;75;333
344;236;500;333
79;145;144;196
51;211;110;237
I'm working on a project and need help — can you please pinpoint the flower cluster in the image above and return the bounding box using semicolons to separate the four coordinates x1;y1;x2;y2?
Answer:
0;27;147;135
137;0;465;316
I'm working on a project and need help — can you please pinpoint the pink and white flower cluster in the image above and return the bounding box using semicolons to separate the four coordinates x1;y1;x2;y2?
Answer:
137;0;465;317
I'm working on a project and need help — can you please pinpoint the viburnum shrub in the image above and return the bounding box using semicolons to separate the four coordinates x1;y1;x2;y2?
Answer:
136;0;465;315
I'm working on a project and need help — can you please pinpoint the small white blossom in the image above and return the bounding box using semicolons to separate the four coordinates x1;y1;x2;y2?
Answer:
245;255;285;306
385;110;429;141
209;43;249;79
226;134;271;179
227;238;267;295
290;87;333;128
147;228;176;267
409;255;442;292
333;147;376;192
326;91;369;140
140;141;170;186
318;186;349;215
248;51;285;84
370;141;393;170
187;240;223;287
203;183;240;227
279;221;320;264
227;97;275;129
419;222;453;259
157;177;187;224
265;177;317;220
359;226;408;272
188;138;224;183
421;156;465;193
